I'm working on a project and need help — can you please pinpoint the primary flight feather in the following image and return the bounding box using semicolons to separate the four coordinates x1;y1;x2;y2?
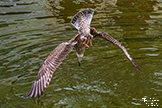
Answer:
25;8;141;99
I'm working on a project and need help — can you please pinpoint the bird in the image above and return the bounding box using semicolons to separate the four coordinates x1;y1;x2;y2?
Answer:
25;8;141;99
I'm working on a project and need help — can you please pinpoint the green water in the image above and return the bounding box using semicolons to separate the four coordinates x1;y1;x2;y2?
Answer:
0;0;162;107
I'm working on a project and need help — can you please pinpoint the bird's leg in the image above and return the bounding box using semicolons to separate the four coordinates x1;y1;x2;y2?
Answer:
83;37;89;48
90;34;93;46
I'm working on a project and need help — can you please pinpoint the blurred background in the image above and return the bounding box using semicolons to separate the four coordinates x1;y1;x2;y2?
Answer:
0;0;162;107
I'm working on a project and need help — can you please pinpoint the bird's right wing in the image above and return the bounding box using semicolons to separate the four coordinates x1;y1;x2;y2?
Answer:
25;34;78;99
90;28;142;72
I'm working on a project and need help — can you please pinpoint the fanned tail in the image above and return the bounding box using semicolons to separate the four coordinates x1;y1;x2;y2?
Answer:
71;8;94;30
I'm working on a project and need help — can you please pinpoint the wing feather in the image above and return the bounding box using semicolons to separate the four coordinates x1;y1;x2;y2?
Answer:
38;80;41;99
90;28;142;72
25;40;77;99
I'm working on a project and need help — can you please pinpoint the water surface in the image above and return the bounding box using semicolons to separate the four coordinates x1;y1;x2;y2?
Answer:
0;0;162;107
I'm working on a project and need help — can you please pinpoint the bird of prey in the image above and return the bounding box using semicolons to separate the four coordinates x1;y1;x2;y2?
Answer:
25;8;141;99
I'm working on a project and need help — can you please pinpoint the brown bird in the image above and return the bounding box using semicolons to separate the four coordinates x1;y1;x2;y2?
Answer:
25;9;141;99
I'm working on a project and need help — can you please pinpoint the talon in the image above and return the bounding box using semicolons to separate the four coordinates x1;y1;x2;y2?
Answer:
84;44;89;48
90;36;93;46
83;37;89;48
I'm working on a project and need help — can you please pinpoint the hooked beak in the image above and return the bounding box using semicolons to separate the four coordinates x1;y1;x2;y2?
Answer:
76;53;83;66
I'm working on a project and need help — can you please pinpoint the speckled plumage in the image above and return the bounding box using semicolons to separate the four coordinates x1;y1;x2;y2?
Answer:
71;9;94;64
25;9;141;99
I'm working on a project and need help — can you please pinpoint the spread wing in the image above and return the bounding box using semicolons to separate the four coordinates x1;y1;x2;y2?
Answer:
25;35;78;99
90;28;142;72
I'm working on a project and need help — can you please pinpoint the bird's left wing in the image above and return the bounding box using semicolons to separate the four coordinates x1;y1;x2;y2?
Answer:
25;34;78;99
90;28;142;72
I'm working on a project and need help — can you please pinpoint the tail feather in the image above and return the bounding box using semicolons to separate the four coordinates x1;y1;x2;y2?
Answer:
71;8;94;30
